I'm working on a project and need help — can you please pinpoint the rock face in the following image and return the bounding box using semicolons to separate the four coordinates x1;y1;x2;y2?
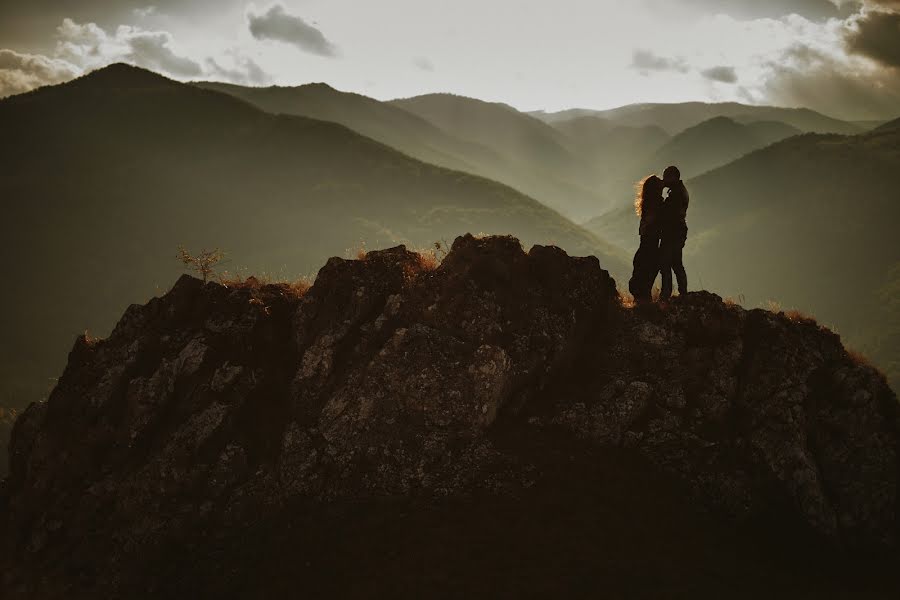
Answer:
2;234;899;597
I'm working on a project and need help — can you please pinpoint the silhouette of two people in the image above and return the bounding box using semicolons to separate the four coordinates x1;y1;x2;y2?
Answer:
628;165;689;303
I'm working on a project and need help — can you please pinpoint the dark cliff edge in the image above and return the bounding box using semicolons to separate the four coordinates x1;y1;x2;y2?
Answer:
2;234;898;598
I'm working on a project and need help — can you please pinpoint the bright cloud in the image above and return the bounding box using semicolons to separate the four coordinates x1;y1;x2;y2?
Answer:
0;17;270;97
0;49;80;97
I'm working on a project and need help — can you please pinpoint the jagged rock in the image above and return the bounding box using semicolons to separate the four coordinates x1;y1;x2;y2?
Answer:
1;235;898;598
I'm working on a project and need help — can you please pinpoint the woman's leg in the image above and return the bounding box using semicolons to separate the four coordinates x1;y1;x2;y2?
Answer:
630;236;654;301
659;240;673;301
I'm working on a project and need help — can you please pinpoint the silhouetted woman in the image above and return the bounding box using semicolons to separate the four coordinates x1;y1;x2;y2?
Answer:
628;175;664;303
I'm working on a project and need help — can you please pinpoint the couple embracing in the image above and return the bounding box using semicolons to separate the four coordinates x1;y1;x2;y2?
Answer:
627;165;689;303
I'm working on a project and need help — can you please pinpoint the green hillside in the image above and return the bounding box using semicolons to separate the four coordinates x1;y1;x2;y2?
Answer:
0;64;626;409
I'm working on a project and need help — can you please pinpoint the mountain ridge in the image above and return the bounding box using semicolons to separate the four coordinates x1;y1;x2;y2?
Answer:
532;101;862;136
2;234;897;597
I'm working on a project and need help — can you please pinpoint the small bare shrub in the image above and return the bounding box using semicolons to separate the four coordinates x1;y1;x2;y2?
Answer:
177;246;225;282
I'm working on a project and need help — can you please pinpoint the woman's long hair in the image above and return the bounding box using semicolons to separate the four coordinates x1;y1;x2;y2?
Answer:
635;174;663;217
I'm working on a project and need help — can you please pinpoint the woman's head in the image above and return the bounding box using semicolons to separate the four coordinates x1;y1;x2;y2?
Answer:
635;174;663;216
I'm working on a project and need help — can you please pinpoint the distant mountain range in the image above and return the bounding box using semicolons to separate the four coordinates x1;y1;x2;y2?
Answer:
644;117;801;180
531;101;864;136
0;64;624;408
196;83;607;221
197;85;868;222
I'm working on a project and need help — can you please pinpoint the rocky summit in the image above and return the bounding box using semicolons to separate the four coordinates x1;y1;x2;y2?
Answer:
2;234;898;599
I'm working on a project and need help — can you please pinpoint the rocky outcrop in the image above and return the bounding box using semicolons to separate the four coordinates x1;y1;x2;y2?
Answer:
2;234;898;597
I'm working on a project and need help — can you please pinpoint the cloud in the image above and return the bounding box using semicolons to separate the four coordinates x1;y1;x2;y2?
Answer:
701;65;739;83
845;9;900;68
650;0;861;21
55;18;202;76
412;57;434;72
0;49;80;97
247;4;337;57
206;54;270;86
761;42;900;119
127;31;204;76
133;6;158;19
0;18;270;97
631;49;689;74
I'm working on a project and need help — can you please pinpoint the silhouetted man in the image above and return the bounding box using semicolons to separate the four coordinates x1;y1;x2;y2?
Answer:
660;165;689;301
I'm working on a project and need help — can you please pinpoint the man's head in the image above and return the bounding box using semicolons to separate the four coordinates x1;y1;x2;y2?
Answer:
663;165;680;185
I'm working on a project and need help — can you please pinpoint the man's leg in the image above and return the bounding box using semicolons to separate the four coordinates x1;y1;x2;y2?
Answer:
673;243;687;295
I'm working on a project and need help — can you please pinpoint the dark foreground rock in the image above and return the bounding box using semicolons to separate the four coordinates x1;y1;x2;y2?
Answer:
2;235;899;598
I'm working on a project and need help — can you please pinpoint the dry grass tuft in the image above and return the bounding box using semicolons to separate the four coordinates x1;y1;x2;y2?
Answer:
783;309;818;325
723;294;745;307
763;299;782;313
845;348;890;381
345;240;368;261
847;348;875;369
416;250;441;272
286;278;313;297
762;299;822;326
619;292;636;309
413;240;450;273
219;273;314;298
0;406;18;423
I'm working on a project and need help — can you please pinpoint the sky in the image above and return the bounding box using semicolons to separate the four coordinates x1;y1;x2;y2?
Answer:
1;0;899;120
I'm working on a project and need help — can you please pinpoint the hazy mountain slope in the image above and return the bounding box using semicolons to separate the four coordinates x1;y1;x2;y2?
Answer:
575;117;798;223
874;116;900;133
0;64;626;410
196;84;610;221
851;120;889;131
586;127;900;386
744;120;804;144
551;116;670;162
389;93;607;220
645;116;801;179
548;116;671;217
192;81;499;179
534;102;861;136
391;93;574;166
